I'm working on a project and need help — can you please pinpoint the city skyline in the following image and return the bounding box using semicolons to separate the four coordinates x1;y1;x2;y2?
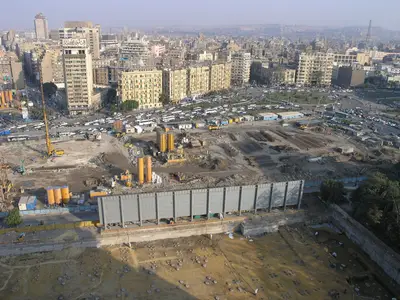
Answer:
0;0;399;30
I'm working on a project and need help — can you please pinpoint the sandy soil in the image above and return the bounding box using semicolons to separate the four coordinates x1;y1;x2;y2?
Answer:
0;225;397;300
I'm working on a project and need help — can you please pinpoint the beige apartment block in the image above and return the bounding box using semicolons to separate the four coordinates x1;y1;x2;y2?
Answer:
210;62;231;91
333;54;357;65
187;65;210;96
296;52;334;86
40;48;64;84
162;68;187;103
356;53;372;66
282;68;296;85
62;39;94;115
119;69;163;109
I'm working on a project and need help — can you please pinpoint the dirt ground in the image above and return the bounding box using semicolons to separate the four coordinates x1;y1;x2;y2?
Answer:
0;123;394;208
0;224;397;300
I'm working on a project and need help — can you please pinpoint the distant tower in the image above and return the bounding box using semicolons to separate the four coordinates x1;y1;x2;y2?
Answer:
34;13;49;40
365;20;372;45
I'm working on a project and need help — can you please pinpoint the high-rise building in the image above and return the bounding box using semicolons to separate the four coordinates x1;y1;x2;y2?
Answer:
62;39;95;115
231;52;251;85
187;65;210;96
162;68;188;103
296;52;334;86
118;69;163;110
58;22;100;59
34;13;49;40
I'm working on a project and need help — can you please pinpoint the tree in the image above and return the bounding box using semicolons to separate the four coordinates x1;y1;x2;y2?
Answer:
320;179;345;204
352;173;400;223
42;82;58;98
159;93;169;106
5;208;22;227
121;100;139;111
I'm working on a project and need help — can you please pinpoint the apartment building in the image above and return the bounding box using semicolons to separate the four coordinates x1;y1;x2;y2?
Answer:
118;69;163;109
0;53;24;90
162;68;187;103
282;69;296;85
62;39;95;115
58;22;100;59
34;13;49;40
231;52;251;85
150;45;166;57
333;54;357;65
209;62;231;91
296;52;334;86
120;38;149;62
187;65;210;96
39;48;64;85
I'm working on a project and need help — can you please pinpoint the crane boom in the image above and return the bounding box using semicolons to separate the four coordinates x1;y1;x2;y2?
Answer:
39;69;64;157
39;70;54;156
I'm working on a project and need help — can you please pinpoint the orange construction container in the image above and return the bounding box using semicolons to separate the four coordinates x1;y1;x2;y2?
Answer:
0;91;5;108
47;187;55;205
146;156;152;183
54;187;62;205
160;133;167;152
61;186;70;204
8;91;12;102
89;190;108;199
137;157;144;184
167;133;175;151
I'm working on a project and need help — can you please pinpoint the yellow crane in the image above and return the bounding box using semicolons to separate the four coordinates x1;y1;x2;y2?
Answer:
39;70;64;157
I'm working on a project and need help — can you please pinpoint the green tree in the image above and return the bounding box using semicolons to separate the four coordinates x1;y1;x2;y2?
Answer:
159;93;169;106
352;173;400;224
320;179;345;204
121;100;139;111
5;208;22;227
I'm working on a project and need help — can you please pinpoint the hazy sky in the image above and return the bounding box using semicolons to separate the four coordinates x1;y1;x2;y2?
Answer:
1;0;399;30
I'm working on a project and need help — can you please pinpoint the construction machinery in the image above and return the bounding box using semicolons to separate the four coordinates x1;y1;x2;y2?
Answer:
208;125;220;131
39;70;64;157
17;159;25;175
17;233;25;242
166;145;186;164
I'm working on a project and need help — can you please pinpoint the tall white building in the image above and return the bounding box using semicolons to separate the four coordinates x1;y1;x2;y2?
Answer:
120;38;149;64
34;13;49;40
62;39;94;115
231;52;251;85
296;52;334;86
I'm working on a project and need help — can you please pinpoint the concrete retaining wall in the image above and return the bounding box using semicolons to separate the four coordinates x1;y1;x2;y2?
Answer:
331;204;400;284
240;211;311;236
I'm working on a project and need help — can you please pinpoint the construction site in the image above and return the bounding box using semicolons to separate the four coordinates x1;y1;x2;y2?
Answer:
0;221;398;300
0;115;392;209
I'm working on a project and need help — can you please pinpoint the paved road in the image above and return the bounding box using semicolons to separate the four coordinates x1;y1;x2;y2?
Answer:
20;212;99;226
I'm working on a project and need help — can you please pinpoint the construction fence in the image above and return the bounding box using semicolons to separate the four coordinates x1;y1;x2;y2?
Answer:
98;180;304;227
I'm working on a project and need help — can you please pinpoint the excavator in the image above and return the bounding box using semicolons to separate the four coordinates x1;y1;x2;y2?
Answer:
39;70;64;157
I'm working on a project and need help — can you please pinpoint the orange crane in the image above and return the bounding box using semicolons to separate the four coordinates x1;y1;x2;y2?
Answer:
39;70;64;157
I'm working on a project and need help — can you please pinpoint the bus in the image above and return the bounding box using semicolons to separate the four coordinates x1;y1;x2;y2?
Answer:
7;135;30;142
